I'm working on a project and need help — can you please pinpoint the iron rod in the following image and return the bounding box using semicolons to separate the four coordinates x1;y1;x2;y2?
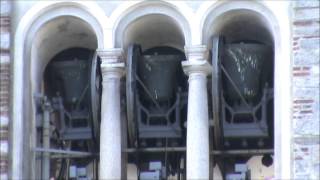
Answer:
136;75;162;109
35;147;273;157
212;149;274;156
34;147;94;156
220;65;250;108
124;147;273;155
125;147;186;153
50;154;95;159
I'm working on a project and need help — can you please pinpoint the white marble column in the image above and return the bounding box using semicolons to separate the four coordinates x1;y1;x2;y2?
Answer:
182;45;212;179
97;49;125;179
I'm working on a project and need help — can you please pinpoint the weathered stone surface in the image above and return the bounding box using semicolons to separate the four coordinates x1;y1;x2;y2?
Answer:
295;8;320;21
0;140;8;156
295;1;320;8
293;87;319;98
293;137;320;180
0;54;10;64
293;66;320;88
292;87;320;136
0;33;10;49
0;174;8;180
0;140;8;155
0;106;9;111
0;23;10;180
294;24;320;37
0;1;11;16
185;1;202;12
300;38;320;50
0;116;8;127
96;1;119;17
294;49;319;65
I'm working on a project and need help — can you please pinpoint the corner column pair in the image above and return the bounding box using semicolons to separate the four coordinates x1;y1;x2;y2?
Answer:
97;45;212;179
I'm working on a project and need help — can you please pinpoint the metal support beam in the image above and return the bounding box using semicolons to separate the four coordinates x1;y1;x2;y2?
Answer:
34;147;95;159
124;147;274;156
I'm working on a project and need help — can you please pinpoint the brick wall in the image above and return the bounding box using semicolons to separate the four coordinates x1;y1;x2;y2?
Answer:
0;1;11;180
292;1;320;179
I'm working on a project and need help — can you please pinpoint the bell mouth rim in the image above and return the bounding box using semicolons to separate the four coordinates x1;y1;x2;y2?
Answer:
50;59;88;66
225;43;271;49
141;55;184;62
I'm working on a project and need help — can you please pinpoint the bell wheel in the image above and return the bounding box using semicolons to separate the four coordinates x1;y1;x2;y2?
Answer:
126;44;142;147
90;52;102;142
212;36;224;150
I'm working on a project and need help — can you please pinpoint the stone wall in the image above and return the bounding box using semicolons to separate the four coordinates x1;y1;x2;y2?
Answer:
0;0;11;180
292;1;320;179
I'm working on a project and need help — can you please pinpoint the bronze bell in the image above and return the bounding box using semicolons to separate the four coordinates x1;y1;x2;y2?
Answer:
49;59;90;108
138;54;182;103
222;42;272;104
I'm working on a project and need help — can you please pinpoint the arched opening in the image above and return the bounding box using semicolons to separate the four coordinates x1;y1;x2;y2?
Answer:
26;16;100;179
204;9;275;179
121;14;188;179
12;3;105;178
31;16;97;91
203;10;273;48
122;14;185;51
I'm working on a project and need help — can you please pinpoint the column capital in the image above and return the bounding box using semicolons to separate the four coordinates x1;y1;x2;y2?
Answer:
182;60;212;76
184;45;208;61
97;48;125;78
100;62;125;79
96;48;123;63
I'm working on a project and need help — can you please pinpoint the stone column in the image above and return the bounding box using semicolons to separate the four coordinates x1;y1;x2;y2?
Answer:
182;45;212;179
97;49;125;179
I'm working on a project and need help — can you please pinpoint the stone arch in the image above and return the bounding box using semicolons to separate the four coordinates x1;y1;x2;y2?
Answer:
111;0;193;50
11;1;105;179
199;1;292;179
200;1;280;47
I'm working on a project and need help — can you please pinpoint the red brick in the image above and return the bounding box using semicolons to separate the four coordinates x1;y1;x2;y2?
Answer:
293;20;316;26
301;35;320;39
293;67;301;71
293;72;310;76
293;46;300;51
0;160;8;173
300;110;313;114
0;17;10;27
293;37;301;41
